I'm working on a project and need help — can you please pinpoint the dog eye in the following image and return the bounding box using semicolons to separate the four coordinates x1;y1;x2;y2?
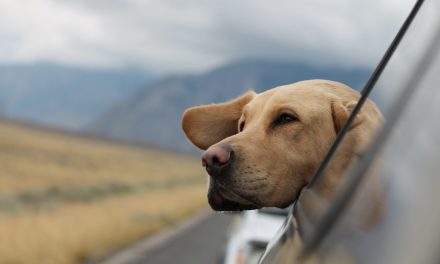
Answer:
239;121;245;132
275;113;298;125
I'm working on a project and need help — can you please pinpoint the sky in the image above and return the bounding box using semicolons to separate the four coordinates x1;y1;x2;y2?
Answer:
0;0;415;75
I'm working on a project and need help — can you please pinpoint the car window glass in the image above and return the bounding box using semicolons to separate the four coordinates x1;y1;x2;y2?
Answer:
319;19;440;264
260;1;440;263
295;0;439;245
259;207;290;217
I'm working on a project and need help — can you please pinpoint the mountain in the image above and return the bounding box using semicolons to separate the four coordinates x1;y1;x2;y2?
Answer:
0;63;153;129
88;59;372;152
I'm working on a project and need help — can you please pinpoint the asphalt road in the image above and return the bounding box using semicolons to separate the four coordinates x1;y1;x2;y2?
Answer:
99;210;234;264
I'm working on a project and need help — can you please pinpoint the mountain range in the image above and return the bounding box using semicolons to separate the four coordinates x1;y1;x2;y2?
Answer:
87;60;371;152
0;60;372;152
0;63;152;129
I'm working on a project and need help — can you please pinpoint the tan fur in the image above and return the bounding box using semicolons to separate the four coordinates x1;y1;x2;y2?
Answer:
182;80;383;208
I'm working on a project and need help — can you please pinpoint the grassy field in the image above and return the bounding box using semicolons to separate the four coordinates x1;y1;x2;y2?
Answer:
0;121;207;264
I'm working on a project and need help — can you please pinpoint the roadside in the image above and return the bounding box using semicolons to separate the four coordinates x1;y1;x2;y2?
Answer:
96;209;234;264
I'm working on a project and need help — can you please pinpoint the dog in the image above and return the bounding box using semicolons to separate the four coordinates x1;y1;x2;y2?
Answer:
181;80;383;211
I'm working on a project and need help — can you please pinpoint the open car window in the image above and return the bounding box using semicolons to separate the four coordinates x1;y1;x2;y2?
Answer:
260;0;440;263
296;0;428;241
314;26;440;264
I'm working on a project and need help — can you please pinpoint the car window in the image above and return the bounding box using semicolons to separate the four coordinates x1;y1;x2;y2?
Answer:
313;17;440;264
293;0;427;238
260;0;440;262
259;207;290;217
297;0;434;237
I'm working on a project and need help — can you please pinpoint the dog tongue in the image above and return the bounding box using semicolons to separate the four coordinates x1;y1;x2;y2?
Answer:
213;191;224;205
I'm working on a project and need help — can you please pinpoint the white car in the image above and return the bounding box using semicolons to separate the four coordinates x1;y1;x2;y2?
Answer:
223;207;289;264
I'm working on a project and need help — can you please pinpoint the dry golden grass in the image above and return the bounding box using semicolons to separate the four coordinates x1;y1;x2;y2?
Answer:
0;121;208;264
0;121;201;194
0;187;206;264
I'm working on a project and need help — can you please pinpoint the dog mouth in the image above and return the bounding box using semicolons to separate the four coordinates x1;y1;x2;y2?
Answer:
208;185;260;211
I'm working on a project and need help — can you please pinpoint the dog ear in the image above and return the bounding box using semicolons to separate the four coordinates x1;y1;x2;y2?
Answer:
182;91;256;150
331;100;363;133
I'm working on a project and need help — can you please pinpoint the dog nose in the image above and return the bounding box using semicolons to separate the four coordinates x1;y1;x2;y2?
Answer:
202;144;233;177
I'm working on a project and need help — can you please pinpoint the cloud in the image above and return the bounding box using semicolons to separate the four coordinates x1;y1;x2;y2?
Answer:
0;0;414;74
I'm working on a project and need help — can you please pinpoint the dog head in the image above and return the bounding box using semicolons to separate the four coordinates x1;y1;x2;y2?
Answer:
182;80;383;211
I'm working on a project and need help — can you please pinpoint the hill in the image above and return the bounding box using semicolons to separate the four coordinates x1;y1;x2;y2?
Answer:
88;59;371;152
0;63;153;129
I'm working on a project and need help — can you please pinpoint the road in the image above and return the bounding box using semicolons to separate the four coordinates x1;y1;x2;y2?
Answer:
98;210;234;264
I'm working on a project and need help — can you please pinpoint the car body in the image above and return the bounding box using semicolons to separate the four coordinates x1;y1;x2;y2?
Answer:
223;208;289;264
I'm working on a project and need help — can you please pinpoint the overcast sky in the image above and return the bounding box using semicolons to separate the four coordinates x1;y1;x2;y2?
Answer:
0;0;415;75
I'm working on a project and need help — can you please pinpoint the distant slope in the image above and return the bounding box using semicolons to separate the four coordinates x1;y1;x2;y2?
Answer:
88;59;371;152
0;63;153;129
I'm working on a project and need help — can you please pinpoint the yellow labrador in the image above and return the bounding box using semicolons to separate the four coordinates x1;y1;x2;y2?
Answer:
181;80;383;211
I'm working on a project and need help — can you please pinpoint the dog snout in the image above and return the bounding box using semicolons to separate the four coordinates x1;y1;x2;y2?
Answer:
202;144;234;177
